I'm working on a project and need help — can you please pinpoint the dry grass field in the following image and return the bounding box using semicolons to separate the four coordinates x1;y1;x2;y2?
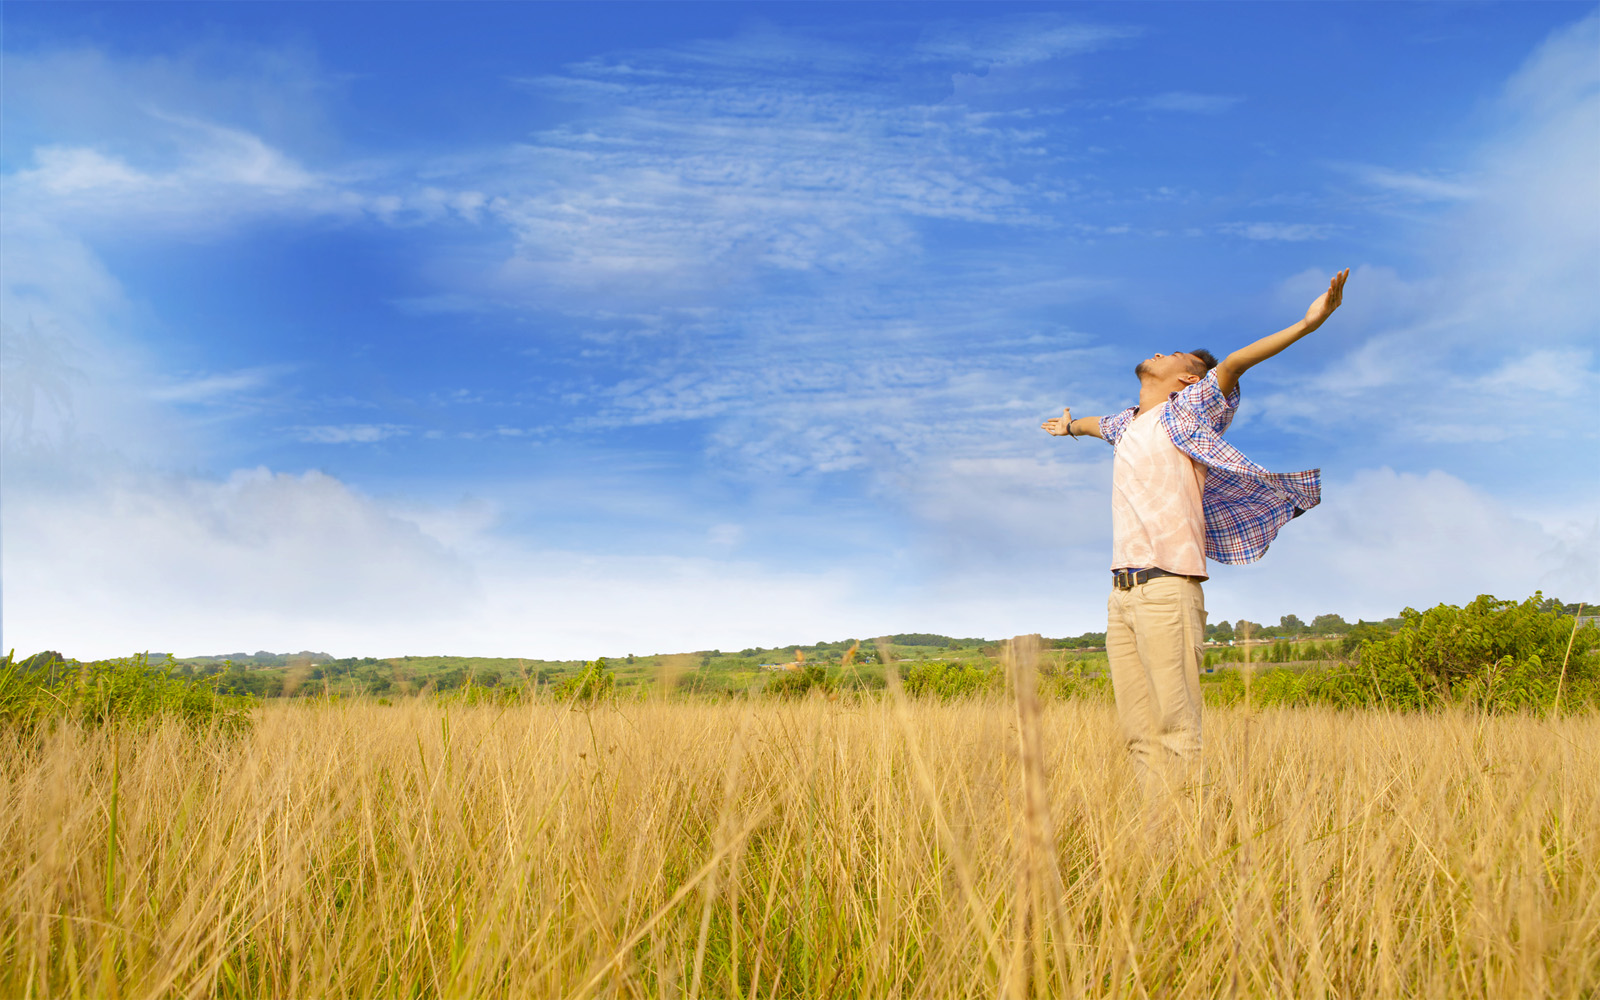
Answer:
4;670;1598;998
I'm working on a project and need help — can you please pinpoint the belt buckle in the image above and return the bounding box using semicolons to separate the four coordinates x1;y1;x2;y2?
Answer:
1114;569;1134;590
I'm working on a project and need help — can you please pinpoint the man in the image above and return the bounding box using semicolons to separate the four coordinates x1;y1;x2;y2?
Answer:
1041;269;1349;798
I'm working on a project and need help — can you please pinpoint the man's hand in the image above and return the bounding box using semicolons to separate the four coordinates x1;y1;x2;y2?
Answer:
1041;407;1074;436
1041;407;1105;439
1303;268;1350;330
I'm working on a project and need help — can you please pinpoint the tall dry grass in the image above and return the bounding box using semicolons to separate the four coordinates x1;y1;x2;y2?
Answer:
3;675;1597;998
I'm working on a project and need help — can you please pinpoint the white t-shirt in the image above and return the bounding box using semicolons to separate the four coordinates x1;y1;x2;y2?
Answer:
1110;402;1209;578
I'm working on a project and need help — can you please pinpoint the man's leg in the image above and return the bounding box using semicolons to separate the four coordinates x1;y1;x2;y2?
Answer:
1106;587;1161;791
1127;576;1207;793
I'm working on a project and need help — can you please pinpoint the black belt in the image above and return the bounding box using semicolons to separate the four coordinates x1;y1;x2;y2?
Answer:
1111;567;1196;591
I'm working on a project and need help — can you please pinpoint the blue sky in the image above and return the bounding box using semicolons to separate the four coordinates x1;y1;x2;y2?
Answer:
4;2;1596;658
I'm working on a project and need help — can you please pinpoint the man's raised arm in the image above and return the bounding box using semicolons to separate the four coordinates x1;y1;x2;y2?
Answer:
1215;269;1349;396
1041;407;1106;441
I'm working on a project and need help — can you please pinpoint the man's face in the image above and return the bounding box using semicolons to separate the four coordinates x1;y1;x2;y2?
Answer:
1134;351;1200;382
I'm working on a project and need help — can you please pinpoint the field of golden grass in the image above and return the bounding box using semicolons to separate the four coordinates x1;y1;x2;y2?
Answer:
3;679;1597;998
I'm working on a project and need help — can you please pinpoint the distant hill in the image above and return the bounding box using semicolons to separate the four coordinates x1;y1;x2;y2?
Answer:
179;650;333;668
14;595;1593;694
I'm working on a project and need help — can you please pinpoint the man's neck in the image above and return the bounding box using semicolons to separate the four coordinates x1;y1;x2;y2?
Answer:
1136;380;1179;415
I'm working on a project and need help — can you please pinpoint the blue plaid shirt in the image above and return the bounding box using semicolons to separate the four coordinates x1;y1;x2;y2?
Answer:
1099;372;1320;565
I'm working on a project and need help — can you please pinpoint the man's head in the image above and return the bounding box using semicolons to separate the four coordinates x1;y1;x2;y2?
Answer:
1135;348;1218;388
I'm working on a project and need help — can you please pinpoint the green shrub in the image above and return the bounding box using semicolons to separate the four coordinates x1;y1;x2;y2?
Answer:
549;658;615;702
900;660;999;699
767;664;833;699
1339;622;1394;658
440;678;529;707
1039;659;1111;702
1354;593;1598;712
0;653;254;734
1202;594;1598;713
1201;665;1372;710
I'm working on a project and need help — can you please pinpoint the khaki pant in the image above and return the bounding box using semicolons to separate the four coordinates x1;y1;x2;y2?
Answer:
1106;575;1207;800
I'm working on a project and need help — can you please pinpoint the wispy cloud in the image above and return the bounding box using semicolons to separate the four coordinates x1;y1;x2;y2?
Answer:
148;366;288;403
7;136;340;235
5;107;486;236
459;16;1169;304
1219;221;1338;241
1135;92;1241;114
1335;162;1478;201
914;16;1139;67
292;423;409;444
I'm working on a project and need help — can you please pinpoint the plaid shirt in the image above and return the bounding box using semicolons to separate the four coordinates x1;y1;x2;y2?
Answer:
1099;371;1320;565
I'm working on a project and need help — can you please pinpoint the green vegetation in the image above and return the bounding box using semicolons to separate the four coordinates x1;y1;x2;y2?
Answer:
14;593;1594;715
766;663;835;698
1203;593;1598;714
900;659;1001;699
0;651;253;734
549;658;616;701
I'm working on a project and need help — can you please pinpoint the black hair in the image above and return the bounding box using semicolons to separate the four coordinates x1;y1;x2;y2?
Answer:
1189;349;1218;374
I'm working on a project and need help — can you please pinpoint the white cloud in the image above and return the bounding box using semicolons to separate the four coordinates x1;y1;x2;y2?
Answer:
292;423;409;444
0;220;189;465
471;30;1089;304
20;147;153;195
915;16;1139;67
1453;15;1599;342
0;462;905;659
1335;162;1478;201
9;457;1588;660
1500;10;1600;118
1137;92;1241;114
3;467;478;657
6;134;350;235
4;59;478;236
147;367;288;404
1206;468;1598;623
148;110;319;191
1220;221;1337;242
0;42;336;155
1476;348;1589;397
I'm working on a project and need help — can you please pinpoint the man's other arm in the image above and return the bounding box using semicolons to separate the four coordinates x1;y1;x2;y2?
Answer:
1041;408;1106;441
1215;269;1349;396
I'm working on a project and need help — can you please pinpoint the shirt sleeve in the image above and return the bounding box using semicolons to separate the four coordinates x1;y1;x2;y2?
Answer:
1171;370;1240;435
1098;407;1137;445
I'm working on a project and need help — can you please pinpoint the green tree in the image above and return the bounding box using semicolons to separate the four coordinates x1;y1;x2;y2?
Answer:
1209;620;1235;641
1280;614;1305;636
1340;621;1393;658
1310;613;1349;635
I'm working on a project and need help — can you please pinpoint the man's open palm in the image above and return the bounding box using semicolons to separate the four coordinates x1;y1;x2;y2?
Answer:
1304;268;1350;328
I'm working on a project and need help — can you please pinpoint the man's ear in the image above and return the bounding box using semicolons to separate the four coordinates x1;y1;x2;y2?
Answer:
1180;372;1201;386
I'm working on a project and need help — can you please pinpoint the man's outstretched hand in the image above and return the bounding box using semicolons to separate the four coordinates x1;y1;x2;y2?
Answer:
1041;407;1073;436
1304;268;1350;330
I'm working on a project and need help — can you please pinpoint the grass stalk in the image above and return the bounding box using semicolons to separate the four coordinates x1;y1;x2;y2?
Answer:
1550;603;1583;721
